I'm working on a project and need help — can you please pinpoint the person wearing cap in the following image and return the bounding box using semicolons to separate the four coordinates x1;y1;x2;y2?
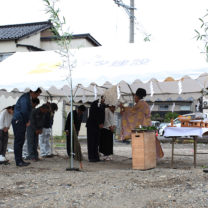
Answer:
86;96;105;162
120;88;151;140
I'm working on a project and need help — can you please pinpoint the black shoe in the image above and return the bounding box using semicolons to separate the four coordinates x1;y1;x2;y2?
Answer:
203;169;208;173
24;156;31;160
46;154;54;158
16;161;30;167
22;161;31;165
0;161;9;165
42;154;54;158
89;159;101;162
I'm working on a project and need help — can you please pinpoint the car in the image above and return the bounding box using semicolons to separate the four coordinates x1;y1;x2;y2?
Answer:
158;122;169;136
151;121;160;129
159;120;182;136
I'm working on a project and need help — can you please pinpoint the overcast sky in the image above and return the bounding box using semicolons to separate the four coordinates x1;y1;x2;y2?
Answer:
0;0;207;48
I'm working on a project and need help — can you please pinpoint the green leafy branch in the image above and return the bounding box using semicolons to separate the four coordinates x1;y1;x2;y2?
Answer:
43;0;75;104
195;10;208;60
43;0;73;56
43;1;76;168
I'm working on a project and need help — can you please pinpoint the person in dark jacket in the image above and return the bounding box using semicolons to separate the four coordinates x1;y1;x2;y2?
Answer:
86;96;105;162
39;102;58;158
12;88;42;167
27;104;50;161
22;98;40;159
65;105;86;161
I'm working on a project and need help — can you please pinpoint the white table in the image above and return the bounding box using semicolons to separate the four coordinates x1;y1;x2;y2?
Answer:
164;127;208;168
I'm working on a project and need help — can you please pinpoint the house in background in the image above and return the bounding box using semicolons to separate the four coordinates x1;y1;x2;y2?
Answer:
0;20;101;62
0;20;101;136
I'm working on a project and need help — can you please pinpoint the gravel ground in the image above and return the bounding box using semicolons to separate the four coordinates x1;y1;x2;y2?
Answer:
0;140;208;208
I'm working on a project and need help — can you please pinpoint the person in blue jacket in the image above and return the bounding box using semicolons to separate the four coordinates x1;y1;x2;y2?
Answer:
12;88;42;167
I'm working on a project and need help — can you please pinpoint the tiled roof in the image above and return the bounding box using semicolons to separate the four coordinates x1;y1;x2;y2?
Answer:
0;20;53;40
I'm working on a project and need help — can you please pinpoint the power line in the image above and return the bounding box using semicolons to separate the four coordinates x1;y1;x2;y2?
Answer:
113;0;151;42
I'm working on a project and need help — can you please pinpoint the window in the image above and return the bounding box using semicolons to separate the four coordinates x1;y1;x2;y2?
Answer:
159;105;169;111
180;105;191;111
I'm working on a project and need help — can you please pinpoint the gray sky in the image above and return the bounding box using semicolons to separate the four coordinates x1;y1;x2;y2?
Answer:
0;0;207;47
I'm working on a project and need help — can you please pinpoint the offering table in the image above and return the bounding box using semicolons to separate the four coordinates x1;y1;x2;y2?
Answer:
164;127;208;168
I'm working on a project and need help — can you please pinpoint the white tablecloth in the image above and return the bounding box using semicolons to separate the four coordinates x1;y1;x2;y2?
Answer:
164;127;208;138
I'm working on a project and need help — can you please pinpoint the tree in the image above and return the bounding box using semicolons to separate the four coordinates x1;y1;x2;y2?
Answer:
151;113;162;122
164;112;179;123
195;10;208;61
43;0;77;170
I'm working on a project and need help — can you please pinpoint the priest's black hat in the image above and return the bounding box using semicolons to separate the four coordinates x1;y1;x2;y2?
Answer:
135;88;146;99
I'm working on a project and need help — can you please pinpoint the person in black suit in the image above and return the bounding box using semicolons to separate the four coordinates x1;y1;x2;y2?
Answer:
86;96;105;162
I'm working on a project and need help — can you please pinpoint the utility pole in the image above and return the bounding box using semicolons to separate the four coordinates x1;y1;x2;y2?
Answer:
130;0;134;43
113;0;136;43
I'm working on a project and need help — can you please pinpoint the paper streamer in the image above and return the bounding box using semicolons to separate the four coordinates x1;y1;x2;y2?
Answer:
150;81;154;97
93;85;97;100
178;80;182;94
117;85;121;99
171;102;175;112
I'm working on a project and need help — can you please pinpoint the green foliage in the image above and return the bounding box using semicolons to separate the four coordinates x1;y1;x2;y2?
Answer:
43;0;72;54
54;134;66;143
151;113;162;121
195;10;208;61
164;112;179;123
53;130;67;140
144;34;151;42
134;126;157;131
42;0;74;101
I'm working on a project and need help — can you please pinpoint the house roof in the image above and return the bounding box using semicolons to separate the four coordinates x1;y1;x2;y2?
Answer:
0;20;102;46
41;33;102;46
0;20;53;40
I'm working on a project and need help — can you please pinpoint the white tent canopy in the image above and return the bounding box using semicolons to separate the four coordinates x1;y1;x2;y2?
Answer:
0;51;69;92
72;42;208;86
0;42;207;94
0;42;207;137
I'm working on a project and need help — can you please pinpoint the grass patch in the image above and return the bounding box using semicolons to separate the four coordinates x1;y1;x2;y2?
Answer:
53;135;66;143
55;143;66;147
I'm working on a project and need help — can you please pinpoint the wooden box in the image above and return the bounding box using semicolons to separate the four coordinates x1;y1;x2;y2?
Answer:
131;131;156;170
180;120;190;127
201;122;205;128
189;120;203;128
